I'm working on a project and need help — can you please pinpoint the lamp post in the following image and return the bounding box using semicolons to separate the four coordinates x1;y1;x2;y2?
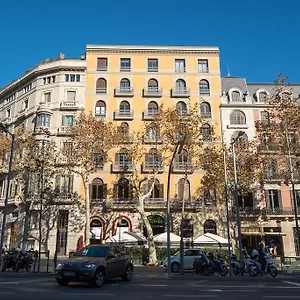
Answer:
166;136;185;279
0;123;15;266
231;131;245;276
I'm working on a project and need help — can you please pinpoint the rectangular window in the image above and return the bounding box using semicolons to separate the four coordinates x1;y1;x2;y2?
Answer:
52;76;56;83
120;58;131;71
30;211;39;229
62;142;73;156
62;115;75;126
47;77;51;84
24;99;28;109
70;74;75;82
37;114;50;127
266;189;281;210
76;75;80;82
44;92;51;103
56;175;73;194
260;111;269;124
148;59;158;72
65;74;69;82
198;59;209;73
43;78;46;85
97;58;108;71
175;59;185;72
67;91;76;102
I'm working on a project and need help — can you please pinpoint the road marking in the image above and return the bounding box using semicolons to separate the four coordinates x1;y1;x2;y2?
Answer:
283;280;300;287
263;297;300;299
139;284;168;287
187;280;207;285
60;293;116;296
206;289;223;292
192;285;260;288
0;292;15;295
0;281;19;284
225;290;258;292
163;295;220;298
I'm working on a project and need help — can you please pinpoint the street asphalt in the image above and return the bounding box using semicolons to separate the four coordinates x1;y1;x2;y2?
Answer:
1;267;300;299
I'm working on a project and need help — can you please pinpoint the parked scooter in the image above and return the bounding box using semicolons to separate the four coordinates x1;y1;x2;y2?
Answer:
207;252;228;276
15;250;35;272
230;253;258;276
193;251;213;276
251;249;278;277
1;249;17;272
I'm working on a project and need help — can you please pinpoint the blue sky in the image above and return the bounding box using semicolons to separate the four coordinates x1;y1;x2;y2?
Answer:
0;0;299;87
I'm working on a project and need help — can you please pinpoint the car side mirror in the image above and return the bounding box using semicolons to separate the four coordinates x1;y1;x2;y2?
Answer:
107;253;116;259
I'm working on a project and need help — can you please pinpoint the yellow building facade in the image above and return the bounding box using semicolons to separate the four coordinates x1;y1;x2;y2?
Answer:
85;45;223;242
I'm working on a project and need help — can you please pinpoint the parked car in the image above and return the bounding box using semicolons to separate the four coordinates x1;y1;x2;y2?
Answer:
55;245;133;287
163;249;207;273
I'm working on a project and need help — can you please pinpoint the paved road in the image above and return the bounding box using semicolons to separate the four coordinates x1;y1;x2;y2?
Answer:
1;268;300;299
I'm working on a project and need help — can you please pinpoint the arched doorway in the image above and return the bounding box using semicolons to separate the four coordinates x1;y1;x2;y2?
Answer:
203;219;217;235
115;217;130;238
90;218;103;245
143;215;165;238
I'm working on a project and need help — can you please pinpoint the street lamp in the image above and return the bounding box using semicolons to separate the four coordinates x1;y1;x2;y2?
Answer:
231;131;245;276
166;135;185;279
0;123;15;265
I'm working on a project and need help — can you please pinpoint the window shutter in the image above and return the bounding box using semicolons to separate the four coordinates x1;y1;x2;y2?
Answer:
67;91;76;102
113;183;118;199
55;175;60;193
278;189;282;208
89;183;92;199
128;184;133;200
103;184;107;199
264;190;269;208
159;184;164;199
97;58;107;67
69;175;74;194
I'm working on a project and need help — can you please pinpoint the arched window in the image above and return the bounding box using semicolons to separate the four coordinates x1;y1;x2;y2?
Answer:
200;123;211;137
146;148;160;168
176;149;188;169
119;101;130;113
96;78;107;94
120;78;130;90
148;179;161;200
176;79;186;91
204;219;217;234
230;110;246;125
95;100;106;116
117;178;129;199
148;101;158;115
199;80;210;95
260;111;270;124
148;78;158;88
117;148;130;168
116;217;130;235
176;101;187;115
146;126;159;141
200;102;211;117
258;91;268;102
231;90;241;102
91;178;104;200
177;178;191;201
117;122;129;137
144;215;165;237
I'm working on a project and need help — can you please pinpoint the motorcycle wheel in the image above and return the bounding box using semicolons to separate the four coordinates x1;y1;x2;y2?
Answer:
219;265;228;276
232;266;239;275
1;264;7;272
248;266;258;277
268;266;278;277
15;264;20;273
203;265;211;276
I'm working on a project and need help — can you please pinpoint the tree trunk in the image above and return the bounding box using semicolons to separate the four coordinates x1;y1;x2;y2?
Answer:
137;203;158;266
21;204;30;250
84;181;90;246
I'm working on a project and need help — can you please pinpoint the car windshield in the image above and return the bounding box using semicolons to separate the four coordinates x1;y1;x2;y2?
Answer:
74;246;109;257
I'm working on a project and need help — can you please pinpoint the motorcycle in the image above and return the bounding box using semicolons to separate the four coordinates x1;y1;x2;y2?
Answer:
230;254;258;277
207;252;228;276
253;254;278;277
1;250;17;272
193;252;213;276
15;251;35;272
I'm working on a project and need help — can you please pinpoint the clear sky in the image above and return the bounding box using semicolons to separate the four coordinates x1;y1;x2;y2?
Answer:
0;0;299;87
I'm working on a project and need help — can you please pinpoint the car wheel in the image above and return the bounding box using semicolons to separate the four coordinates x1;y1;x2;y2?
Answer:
92;268;104;288
122;265;133;281
56;279;69;286
171;262;180;273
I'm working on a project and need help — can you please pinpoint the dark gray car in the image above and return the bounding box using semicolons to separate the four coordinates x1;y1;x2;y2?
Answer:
55;245;133;287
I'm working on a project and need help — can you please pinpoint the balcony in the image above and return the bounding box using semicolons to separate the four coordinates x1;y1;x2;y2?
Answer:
143;134;163;144
111;163;135;173
18;108;28;118
199;89;210;96
231;207;300;217
34;126;50;135
37;102;52;114
60;101;79;110
0;196;21;207
171;88;190;98
118;133;134;143
200;112;212;118
143;87;162;97
2;117;12;125
263;173;283;181
56;156;69;165
106;199;136;210
96;88;107;94
114;87;134;97
260;144;278;152
97;66;107;71
57;126;73;135
173;162;194;173
95;111;106;118
142;162;164;173
148;66;158;72
114;110;134;120
143;109;158;120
